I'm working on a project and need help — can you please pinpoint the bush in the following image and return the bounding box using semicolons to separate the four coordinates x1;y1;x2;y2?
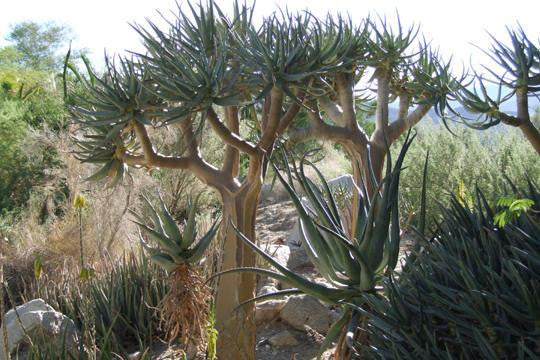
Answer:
394;121;540;228
360;181;540;359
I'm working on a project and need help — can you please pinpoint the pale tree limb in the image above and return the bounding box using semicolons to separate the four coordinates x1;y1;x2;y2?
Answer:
387;103;431;143
223;107;240;177
375;74;390;130
318;95;344;126
207;107;258;156
515;89;540;154
259;87;284;150
336;73;356;129
129;121;192;169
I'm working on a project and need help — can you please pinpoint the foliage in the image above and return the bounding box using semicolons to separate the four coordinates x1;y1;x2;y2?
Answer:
393;121;540;229
6;21;70;71
493;196;534;227
360;180;540;359
0;98;63;214
132;194;220;271
27;253;168;357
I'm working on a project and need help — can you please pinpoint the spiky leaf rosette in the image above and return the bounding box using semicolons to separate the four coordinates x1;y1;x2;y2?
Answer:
359;180;540;359
132;195;218;352
132;194;219;272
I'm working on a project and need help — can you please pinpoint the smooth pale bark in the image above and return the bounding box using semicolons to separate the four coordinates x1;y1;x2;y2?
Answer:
518;120;540;155
215;184;261;360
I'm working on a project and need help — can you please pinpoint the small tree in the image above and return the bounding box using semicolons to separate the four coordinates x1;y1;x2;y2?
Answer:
6;21;70;71
70;3;316;358
455;25;540;155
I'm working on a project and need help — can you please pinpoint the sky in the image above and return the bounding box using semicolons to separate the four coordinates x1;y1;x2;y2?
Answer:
1;0;539;73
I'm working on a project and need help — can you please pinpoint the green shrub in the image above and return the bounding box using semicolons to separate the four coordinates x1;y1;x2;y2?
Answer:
394;121;540;228
0;96;64;214
360;181;540;359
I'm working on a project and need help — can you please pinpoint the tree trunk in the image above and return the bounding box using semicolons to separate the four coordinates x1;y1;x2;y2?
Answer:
519;120;540;155
347;144;386;236
214;183;261;360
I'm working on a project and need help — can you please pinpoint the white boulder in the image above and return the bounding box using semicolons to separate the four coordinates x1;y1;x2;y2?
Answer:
0;299;79;359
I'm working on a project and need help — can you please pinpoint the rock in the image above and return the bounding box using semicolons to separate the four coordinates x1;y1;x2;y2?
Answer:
286;220;303;246
286;245;312;270
327;174;360;195
255;300;286;324
127;351;143;360
257;285;279;296
0;299;80;360
279;295;333;334
310;349;335;360
264;244;290;268
268;330;298;347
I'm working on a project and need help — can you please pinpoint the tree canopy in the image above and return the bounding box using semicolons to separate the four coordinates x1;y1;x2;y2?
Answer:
5;21;70;71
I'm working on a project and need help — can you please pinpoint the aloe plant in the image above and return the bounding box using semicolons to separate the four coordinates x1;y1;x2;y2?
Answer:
132;194;219;272
358;179;540;359
29;252;168;357
219;132;415;357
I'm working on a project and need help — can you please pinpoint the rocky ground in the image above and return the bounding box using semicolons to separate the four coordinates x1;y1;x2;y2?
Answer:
253;185;413;360
254;198;337;360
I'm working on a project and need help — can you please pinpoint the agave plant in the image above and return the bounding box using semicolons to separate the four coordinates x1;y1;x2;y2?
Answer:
358;179;540;359
218;132;415;357
132;194;219;272
132;194;219;353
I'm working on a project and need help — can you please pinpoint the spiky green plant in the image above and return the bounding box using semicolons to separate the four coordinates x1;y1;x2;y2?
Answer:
453;25;540;154
132;194;219;272
28;252;168;357
358;179;540;359
218;133;415;357
132;194;219;352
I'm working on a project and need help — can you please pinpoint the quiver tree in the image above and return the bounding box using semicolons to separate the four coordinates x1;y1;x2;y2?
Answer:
287;16;461;230
454;25;540;155
66;2;343;359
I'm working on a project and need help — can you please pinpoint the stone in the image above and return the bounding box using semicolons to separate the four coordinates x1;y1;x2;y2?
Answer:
327;174;360;195
257;285;279;296
286;245;312;270
255;300;286;325
0;299;80;360
264;244;290;268
279;295;333;334
268;330;298;347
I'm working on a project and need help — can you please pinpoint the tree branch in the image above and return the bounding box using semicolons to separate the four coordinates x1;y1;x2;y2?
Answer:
130;119;236;191
258;87;284;150
387;103;431;144
130;120;191;169
318;95;344;126
223;107;240;177
375;73;390;130
276;101;301;136
207;107;257;156
288;110;353;146
178;116;198;156
336;73;356;129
